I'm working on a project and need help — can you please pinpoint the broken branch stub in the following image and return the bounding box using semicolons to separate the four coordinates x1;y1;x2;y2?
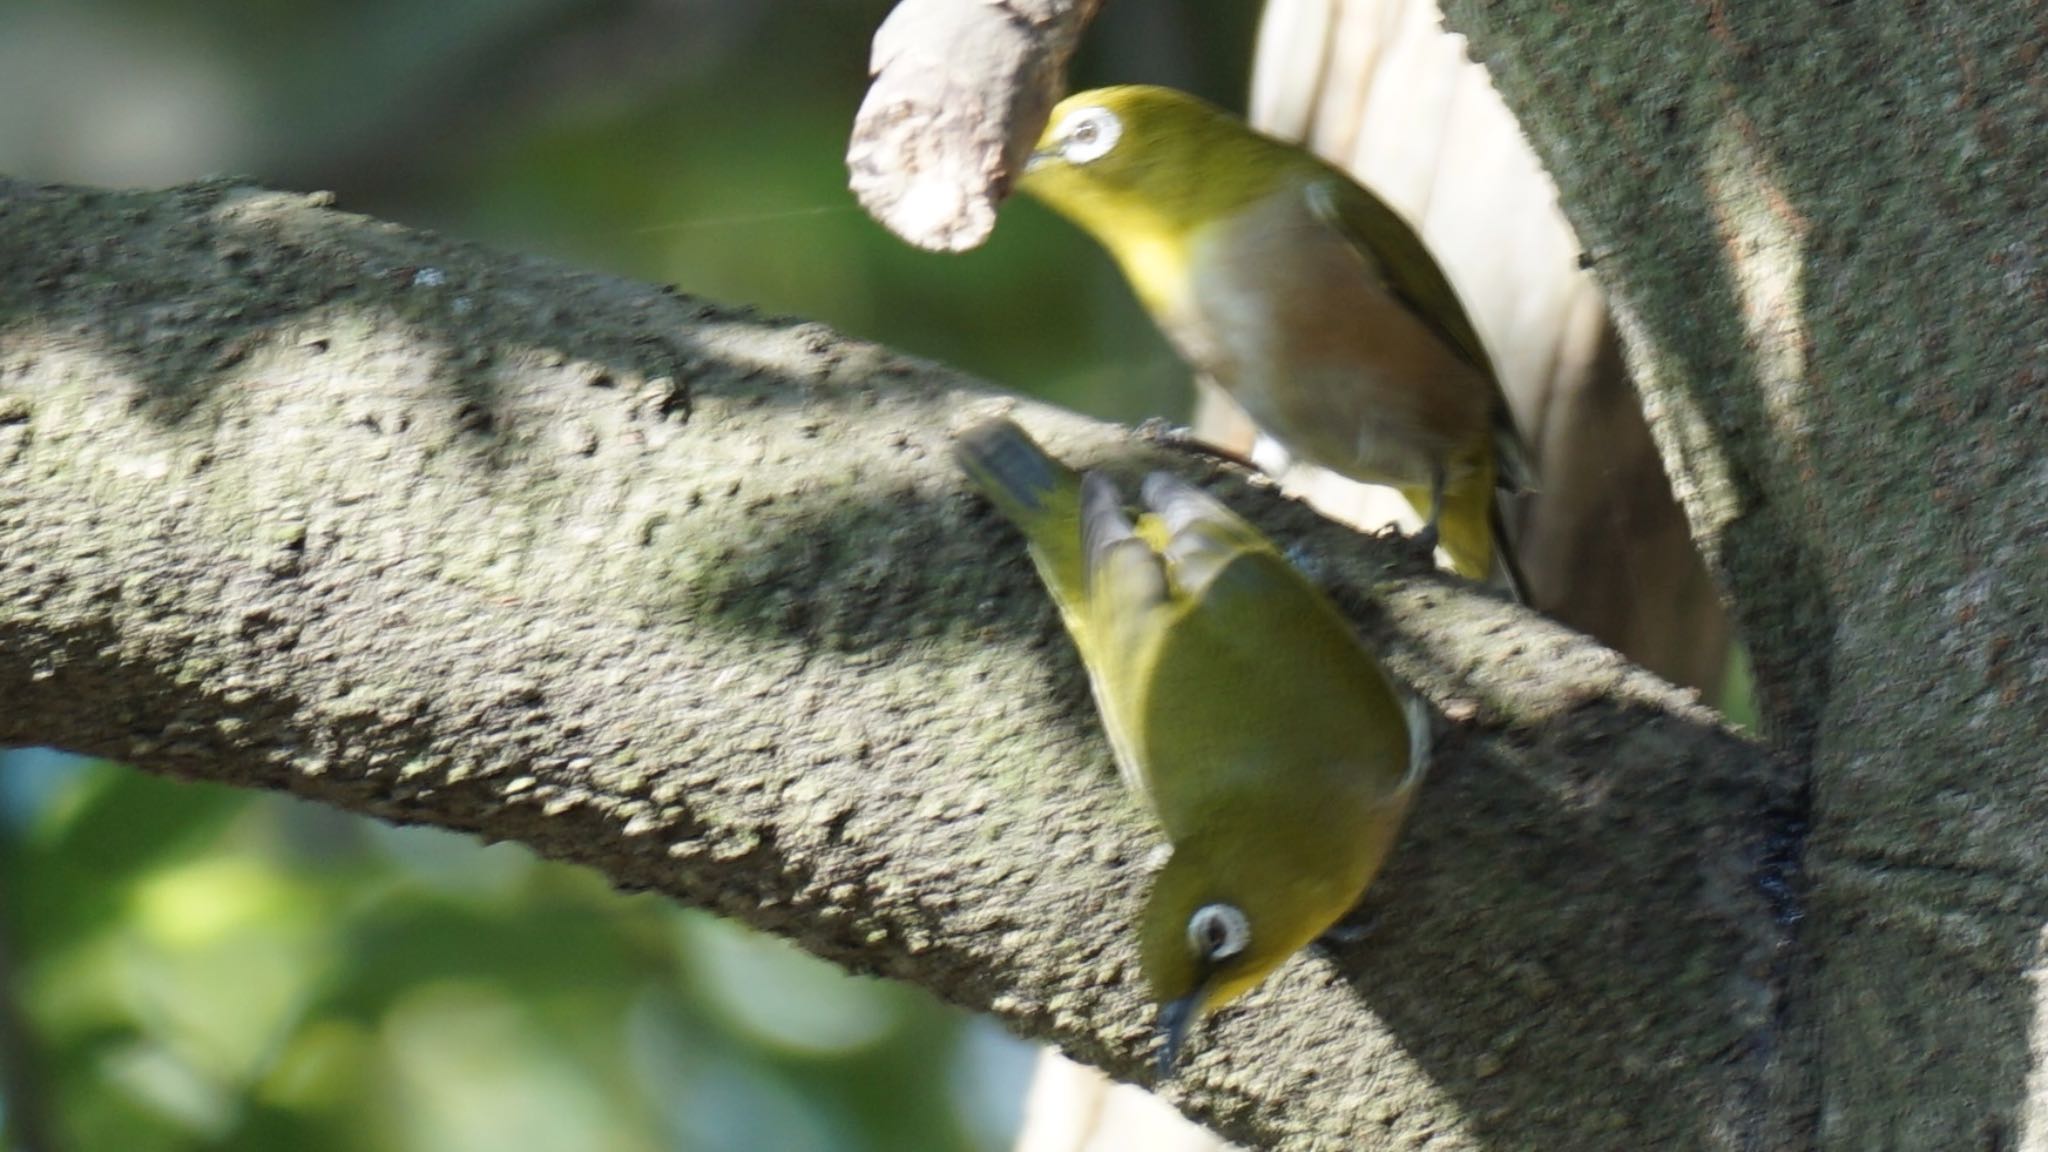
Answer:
847;0;1101;252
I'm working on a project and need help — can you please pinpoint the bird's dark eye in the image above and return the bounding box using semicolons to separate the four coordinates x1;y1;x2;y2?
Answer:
1072;122;1098;145
1186;903;1250;961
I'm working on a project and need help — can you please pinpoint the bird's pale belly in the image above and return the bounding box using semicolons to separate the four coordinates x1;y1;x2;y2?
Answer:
1228;360;1461;488
1168;290;1492;490
1172;192;1495;491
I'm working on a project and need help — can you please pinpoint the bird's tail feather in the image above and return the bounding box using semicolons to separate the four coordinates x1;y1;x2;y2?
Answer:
954;417;1091;629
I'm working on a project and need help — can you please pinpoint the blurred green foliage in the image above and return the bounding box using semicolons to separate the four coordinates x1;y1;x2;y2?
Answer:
431;0;1258;424
0;0;1264;1148
2;757;1026;1152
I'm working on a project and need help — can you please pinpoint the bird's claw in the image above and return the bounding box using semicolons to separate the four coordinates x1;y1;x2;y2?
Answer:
1411;522;1440;558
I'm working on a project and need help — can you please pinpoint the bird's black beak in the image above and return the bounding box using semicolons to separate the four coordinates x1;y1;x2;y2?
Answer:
1155;993;1202;1077
1023;147;1057;175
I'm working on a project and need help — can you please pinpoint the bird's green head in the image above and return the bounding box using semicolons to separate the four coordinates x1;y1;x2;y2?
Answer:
1139;834;1340;1074
1017;85;1293;255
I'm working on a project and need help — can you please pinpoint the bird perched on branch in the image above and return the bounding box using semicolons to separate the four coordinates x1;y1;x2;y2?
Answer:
955;416;1429;1071
1016;84;1531;596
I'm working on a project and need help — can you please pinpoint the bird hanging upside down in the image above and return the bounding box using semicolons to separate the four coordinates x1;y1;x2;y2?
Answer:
956;417;1430;1071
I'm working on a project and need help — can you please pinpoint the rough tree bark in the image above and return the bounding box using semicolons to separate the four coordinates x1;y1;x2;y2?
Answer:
1445;4;2048;1149
0;179;1793;1149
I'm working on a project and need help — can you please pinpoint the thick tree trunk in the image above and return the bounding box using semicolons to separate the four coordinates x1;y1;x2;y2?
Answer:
0;178;1791;1149
1445;3;2048;1147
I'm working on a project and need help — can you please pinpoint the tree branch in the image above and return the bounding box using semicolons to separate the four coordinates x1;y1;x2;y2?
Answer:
847;0;1103;251
0;178;1796;1149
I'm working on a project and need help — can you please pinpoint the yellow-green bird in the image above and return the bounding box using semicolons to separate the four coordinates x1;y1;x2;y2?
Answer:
956;417;1429;1071
1016;85;1532;596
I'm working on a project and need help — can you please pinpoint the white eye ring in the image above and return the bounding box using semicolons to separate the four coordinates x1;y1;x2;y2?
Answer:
1055;106;1122;165
1187;903;1250;961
